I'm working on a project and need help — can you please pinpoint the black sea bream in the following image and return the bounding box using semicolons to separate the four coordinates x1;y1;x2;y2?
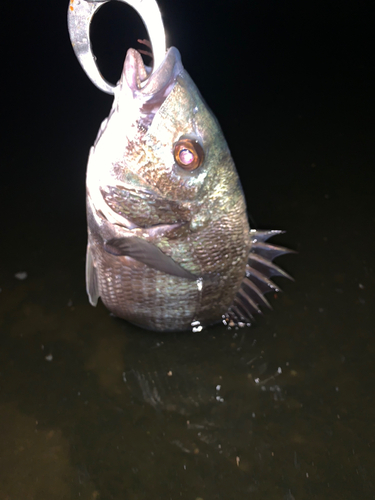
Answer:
85;46;292;332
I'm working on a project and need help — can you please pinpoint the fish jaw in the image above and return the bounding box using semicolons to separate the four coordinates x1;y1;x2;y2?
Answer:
92;46;184;152
120;47;184;130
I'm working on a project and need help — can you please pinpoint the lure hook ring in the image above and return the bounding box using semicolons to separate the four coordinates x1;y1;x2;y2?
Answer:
67;0;166;94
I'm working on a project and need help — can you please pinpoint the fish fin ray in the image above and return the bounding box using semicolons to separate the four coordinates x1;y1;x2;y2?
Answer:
249;229;284;242
242;277;272;310
237;288;263;315
252;241;295;260
231;306;246;321
245;266;282;294
224;230;293;327
223;304;253;326
248;253;294;280
86;244;99;306
104;236;197;280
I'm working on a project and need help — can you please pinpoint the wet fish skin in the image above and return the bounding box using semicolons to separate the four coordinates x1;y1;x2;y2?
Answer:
85;47;281;331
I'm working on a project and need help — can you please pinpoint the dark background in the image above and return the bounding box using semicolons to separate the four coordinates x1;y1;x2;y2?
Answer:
1;0;375;498
3;0;374;231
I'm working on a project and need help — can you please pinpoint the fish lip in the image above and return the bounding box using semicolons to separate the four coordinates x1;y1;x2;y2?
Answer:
123;46;184;110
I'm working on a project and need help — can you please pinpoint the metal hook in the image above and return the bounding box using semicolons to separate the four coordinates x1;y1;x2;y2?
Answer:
67;0;166;94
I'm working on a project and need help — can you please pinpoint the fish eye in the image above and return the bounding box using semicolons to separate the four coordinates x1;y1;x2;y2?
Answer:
173;138;204;171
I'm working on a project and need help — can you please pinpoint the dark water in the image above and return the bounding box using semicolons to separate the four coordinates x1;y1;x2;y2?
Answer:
1;0;374;498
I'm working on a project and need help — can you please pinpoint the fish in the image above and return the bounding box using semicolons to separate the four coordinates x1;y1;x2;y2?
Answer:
85;45;292;332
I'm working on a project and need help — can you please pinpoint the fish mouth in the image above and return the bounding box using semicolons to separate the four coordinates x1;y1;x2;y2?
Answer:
122;46;183;128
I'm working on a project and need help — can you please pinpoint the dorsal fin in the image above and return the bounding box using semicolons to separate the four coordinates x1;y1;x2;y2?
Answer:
223;230;295;326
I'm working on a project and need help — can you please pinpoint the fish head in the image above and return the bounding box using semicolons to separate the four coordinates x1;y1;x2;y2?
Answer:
87;46;245;231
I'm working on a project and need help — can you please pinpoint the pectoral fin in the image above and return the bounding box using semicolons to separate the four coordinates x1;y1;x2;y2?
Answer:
104;236;197;280
86;244;99;306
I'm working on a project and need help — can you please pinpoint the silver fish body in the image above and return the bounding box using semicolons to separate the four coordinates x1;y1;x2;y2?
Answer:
86;47;291;331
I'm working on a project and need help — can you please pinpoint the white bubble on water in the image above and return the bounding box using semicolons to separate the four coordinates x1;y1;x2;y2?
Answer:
15;272;27;280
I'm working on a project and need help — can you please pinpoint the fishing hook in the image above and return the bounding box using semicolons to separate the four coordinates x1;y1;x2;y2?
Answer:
67;0;166;94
